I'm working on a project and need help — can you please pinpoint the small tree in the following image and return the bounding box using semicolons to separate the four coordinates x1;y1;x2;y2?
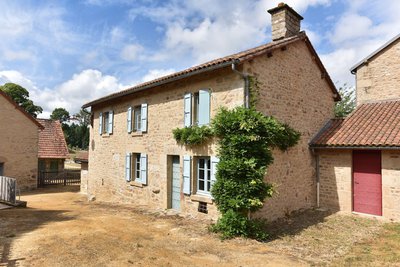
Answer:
50;108;70;123
0;83;43;117
335;84;355;118
210;107;300;240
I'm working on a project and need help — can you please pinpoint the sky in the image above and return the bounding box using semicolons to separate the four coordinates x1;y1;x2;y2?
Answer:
0;0;399;118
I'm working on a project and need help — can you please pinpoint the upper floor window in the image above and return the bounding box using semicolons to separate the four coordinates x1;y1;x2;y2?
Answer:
184;89;210;127
99;110;113;135
127;104;148;133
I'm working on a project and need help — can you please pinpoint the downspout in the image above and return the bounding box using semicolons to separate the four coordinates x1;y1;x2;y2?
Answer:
316;153;320;208
231;62;250;108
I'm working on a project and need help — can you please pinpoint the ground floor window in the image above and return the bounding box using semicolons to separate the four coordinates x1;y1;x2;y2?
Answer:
134;153;141;181
197;157;211;195
125;153;147;185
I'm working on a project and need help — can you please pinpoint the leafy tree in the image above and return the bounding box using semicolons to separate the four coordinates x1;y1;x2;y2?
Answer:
0;82;43;117
50;108;70;123
74;109;91;127
335;84;355;118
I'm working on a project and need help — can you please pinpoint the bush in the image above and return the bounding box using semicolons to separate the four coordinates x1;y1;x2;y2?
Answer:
172;125;213;146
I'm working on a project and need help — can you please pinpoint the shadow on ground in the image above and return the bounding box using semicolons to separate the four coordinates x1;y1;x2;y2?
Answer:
21;185;80;196
0;205;75;266
265;208;334;241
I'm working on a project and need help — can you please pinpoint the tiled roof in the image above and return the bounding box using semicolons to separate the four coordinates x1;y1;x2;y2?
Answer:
74;151;88;163
0;91;44;129
83;32;339;108
37;119;69;159
310;100;400;148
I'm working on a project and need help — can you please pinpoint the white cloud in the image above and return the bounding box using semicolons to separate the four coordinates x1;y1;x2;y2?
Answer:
0;69;126;118
120;44;144;61
141;68;176;82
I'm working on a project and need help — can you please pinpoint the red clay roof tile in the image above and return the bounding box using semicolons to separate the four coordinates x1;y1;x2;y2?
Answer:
37;119;69;159
310;100;400;148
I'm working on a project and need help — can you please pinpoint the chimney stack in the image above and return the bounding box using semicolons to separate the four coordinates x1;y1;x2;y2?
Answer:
268;3;303;41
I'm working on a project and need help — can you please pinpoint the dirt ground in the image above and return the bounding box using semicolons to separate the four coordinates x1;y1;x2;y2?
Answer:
0;187;305;267
0;187;395;267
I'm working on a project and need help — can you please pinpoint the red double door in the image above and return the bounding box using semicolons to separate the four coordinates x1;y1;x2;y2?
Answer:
352;150;382;216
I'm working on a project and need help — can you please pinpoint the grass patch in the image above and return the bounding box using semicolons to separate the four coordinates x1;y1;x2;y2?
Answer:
333;223;400;266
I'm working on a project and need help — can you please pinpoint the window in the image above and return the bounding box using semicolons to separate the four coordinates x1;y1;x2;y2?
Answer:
0;163;4;176
134;106;141;132
184;89;210;127
197;157;211;195
99;110;113;135
127;104;148;133
125;153;147;185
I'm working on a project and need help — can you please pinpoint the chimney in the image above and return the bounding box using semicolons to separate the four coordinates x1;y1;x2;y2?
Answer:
268;3;303;41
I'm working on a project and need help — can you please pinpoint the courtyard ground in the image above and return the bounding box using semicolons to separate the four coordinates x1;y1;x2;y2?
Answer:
0;187;399;266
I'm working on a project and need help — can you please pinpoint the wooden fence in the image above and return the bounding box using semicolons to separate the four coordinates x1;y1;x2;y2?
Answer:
38;169;81;187
0;176;17;205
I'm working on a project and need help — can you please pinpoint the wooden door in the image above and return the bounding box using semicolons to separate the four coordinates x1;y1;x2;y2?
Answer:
353;150;382;216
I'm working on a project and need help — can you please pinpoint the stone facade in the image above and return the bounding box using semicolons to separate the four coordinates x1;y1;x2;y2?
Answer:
268;4;303;41
318;150;400;221
0;94;39;190
86;39;336;221
246;41;335;219
356;38;400;105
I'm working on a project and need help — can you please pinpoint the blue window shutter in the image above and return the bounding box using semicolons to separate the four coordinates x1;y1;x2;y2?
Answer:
141;103;148;132
140;153;147;185
125;153;131;181
198;89;210;126
99;112;103;135
127;107;132;133
183;155;191;195
108;111;113;134
184;93;192;127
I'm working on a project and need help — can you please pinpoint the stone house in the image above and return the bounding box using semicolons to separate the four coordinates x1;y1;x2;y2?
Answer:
310;34;400;221
0;90;44;190
37;119;69;174
82;3;339;220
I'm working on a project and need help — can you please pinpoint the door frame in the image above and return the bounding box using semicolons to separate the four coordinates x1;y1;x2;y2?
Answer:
167;155;181;210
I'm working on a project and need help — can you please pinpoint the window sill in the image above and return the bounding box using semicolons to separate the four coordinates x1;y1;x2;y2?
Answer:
129;181;144;188
131;131;143;137
101;133;111;137
190;194;213;204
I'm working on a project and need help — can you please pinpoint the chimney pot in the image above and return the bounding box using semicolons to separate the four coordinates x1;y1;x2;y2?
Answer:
268;3;303;41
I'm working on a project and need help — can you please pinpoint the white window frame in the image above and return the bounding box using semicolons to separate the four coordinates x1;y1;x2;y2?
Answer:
197;157;211;195
103;111;109;134
135;153;141;181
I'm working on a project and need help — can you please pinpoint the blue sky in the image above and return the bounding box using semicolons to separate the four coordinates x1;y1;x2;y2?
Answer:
0;0;399;118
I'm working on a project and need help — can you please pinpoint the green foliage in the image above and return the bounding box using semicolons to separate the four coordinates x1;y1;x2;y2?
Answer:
172;125;213;146
248;76;260;108
335;84;355;118
51;107;70;123
211;107;300;240
210;210;268;241
0;82;43;117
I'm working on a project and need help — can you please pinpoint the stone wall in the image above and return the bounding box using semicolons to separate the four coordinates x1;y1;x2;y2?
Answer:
0;95;39;190
80;162;89;194
87;67;244;219
318;149;400;221
246;40;336;220
356;38;400;105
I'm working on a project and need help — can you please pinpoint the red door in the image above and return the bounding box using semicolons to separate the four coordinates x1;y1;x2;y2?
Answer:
353;150;382;216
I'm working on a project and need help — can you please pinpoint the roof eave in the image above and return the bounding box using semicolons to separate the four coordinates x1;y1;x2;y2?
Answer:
310;145;400;150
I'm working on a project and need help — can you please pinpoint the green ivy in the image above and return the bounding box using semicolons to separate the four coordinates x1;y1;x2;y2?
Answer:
172;125;213;146
211;107;300;240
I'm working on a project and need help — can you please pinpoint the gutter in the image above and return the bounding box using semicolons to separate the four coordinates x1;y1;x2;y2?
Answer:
231;61;250;108
82;61;235;109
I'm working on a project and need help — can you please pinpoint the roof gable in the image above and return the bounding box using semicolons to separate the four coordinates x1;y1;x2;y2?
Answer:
350;33;400;73
0;90;44;129
83;32;339;108
37;119;69;159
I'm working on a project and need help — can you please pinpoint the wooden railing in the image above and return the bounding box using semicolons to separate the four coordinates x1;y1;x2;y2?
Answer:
0;176;17;205
38;170;81;187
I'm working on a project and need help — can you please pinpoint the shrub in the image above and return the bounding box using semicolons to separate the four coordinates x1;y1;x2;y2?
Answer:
172;125;213;146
